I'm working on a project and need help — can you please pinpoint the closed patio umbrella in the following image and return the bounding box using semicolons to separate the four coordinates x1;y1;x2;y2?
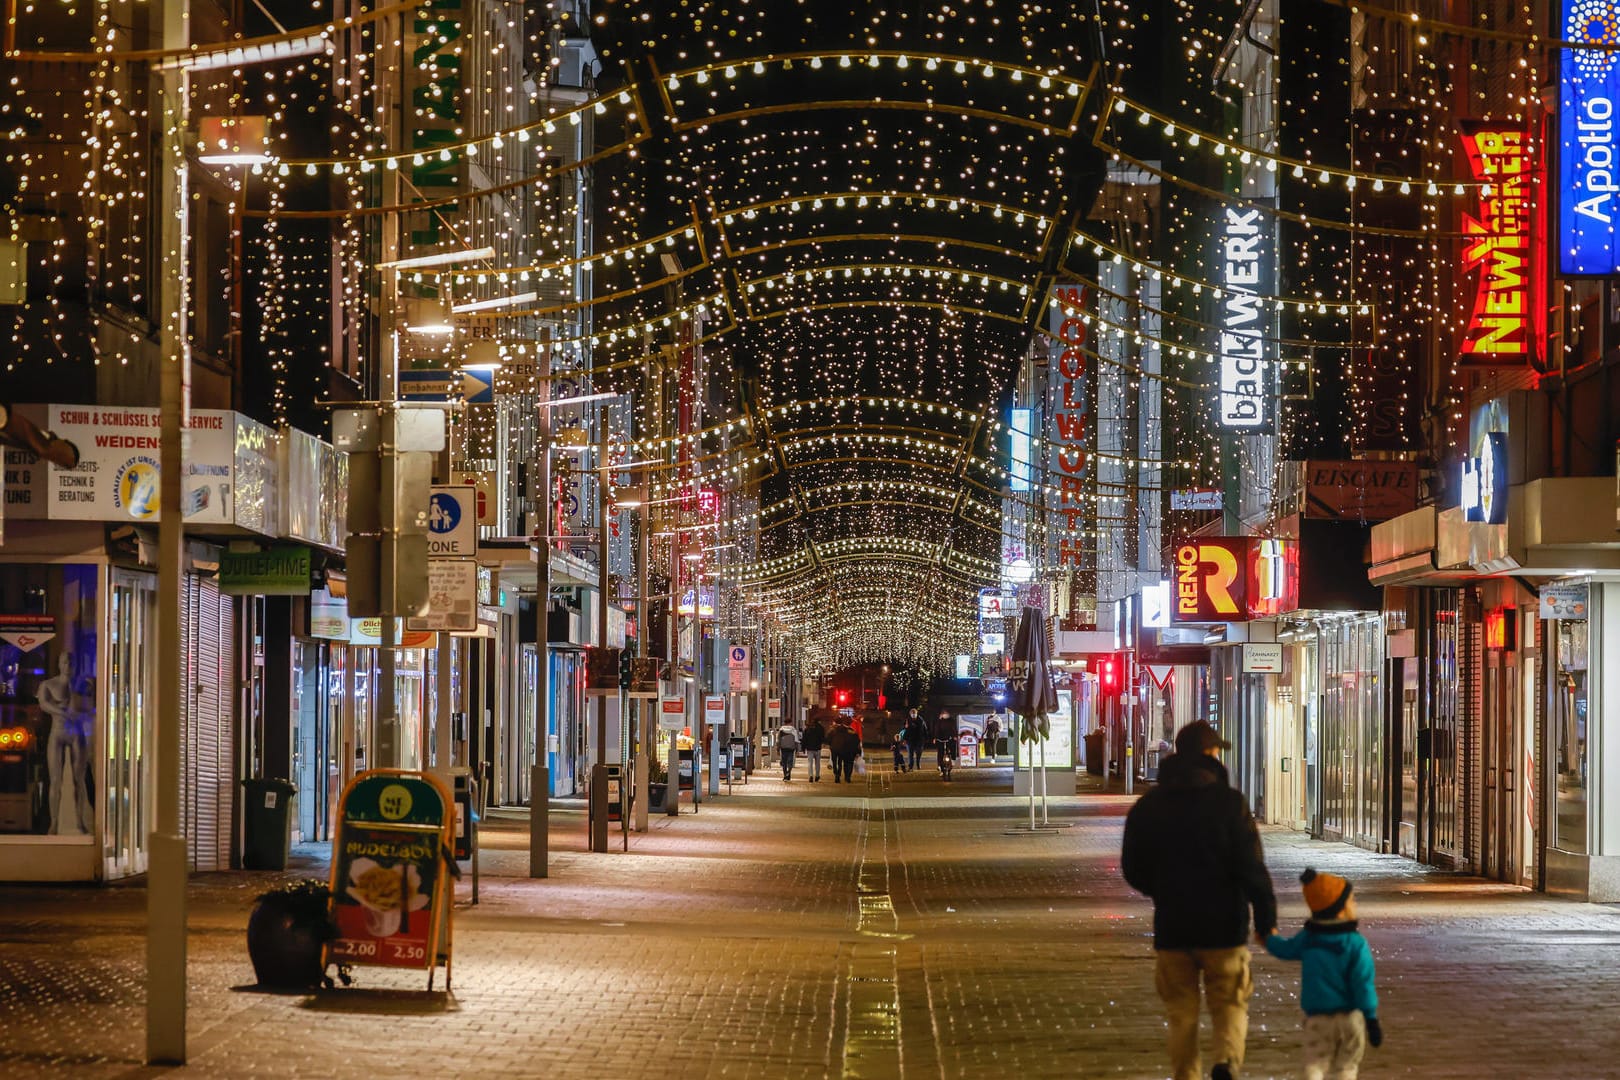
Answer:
1009;605;1060;828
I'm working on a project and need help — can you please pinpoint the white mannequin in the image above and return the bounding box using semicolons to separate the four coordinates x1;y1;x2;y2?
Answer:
41;652;89;835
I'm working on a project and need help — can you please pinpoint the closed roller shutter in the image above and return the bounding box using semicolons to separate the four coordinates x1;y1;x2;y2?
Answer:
181;573;234;872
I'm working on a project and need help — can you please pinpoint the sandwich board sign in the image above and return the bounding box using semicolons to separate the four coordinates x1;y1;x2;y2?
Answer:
328;769;456;989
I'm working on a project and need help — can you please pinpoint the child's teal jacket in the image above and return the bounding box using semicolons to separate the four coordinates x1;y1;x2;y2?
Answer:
1265;920;1378;1018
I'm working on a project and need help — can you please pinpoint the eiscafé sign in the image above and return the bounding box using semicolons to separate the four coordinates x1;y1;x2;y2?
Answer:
1172;537;1300;623
1303;460;1418;521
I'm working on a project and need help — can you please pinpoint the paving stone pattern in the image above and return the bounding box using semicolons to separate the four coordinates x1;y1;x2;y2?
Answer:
2;762;1619;1078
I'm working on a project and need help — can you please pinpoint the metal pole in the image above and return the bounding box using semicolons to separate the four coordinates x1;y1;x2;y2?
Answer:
148;0;190;1060
634;483;650;832
589;428;610;853
373;5;403;770
530;334;552;876
693;589;703;810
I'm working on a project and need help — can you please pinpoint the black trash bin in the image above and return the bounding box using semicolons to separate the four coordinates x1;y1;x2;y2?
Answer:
241;777;297;870
1083;731;1106;776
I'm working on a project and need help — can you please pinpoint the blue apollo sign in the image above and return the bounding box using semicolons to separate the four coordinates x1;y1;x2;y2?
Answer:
1560;0;1620;274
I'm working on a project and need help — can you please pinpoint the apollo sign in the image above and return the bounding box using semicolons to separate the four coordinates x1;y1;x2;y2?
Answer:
1560;0;1620;274
1218;207;1271;430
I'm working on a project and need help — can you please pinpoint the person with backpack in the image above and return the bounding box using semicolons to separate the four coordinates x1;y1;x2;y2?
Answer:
799;716;826;782
775;722;799;781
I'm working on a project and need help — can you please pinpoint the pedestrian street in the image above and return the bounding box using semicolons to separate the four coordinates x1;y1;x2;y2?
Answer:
3;763;1617;1079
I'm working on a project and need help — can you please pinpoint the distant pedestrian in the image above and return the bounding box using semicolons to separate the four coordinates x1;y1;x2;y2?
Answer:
891;731;908;772
983;716;1001;759
827;719;860;783
1121;721;1277;1080
776;722;799;781
1264;869;1381;1080
933;711;958;780
800;717;826;783
905;710;927;771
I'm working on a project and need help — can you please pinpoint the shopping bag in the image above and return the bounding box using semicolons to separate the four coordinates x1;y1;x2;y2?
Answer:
853;755;866;777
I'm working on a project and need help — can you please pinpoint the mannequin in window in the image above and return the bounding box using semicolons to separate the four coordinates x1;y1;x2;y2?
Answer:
41;652;89;835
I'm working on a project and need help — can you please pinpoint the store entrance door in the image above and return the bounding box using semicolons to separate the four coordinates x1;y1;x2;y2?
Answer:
106;570;156;879
291;641;334;843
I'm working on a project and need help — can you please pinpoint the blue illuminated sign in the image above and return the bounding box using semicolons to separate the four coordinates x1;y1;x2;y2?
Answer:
1560;0;1620;274
1009;407;1033;491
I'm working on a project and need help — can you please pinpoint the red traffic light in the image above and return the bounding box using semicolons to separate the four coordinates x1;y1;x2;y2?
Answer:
835;689;852;707
1098;658;1118;692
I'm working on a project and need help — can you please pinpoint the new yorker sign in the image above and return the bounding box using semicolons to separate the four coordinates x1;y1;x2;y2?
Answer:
1218;207;1271;431
1459;124;1540;365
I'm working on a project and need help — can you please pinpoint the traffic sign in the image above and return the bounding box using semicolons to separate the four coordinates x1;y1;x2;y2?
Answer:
460;368;494;403
399;368;495;403
658;697;686;731
704;696;725;725
400;370;456;401
427;485;476;557
728;644;750;669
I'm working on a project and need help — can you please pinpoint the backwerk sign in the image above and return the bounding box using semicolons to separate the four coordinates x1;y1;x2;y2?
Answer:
1559;0;1620;274
1218;206;1271;431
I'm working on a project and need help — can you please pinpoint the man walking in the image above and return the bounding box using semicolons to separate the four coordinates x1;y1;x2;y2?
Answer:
775;722;799;781
800;716;825;782
1121;720;1277;1080
905;710;927;773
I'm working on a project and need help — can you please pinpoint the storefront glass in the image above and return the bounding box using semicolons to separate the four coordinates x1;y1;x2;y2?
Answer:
1553;619;1589;853
0;564;100;841
292;641;335;843
1317;615;1384;850
108;570;154;877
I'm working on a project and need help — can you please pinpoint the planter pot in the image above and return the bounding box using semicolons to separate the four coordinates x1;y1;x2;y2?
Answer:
246;895;330;989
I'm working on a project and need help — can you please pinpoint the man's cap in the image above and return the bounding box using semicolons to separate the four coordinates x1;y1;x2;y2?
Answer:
1173;720;1230;756
1300;868;1354;919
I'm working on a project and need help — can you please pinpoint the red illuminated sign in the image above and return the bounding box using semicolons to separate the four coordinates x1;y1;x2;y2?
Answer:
1172;537;1299;623
1484;606;1517;651
1459;125;1541;365
1048;285;1090;569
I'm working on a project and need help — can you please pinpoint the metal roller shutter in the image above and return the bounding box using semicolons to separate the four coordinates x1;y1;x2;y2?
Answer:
180;573;233;872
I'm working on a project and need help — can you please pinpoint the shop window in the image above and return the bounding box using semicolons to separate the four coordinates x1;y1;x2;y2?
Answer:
0;564;99;838
1554;620;1589;853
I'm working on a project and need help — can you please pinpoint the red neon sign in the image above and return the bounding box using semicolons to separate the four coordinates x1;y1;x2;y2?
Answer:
1171;537;1299;623
1459;125;1540;365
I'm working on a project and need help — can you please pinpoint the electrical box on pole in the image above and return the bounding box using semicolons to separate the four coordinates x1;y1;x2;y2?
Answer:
337;405;445;618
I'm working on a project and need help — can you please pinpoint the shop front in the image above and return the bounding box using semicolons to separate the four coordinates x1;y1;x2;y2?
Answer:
1372;464;1620;895
0;405;283;882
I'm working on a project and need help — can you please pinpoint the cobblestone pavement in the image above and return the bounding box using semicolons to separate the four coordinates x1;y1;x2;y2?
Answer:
3;758;1619;1078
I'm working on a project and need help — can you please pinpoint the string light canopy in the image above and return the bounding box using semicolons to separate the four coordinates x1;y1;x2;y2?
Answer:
0;0;1563;675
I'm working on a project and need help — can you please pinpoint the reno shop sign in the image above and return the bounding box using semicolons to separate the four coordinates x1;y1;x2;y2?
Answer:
1560;0;1620;274
1218;206;1271;431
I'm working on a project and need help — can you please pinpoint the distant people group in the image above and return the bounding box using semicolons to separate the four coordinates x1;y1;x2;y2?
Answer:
771;706;996;784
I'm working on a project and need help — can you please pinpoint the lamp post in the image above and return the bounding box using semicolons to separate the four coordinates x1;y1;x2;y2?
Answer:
149;0;191;1060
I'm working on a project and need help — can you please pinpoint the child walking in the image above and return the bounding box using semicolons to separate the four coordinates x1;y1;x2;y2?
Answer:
1264;869;1382;1080
891;731;908;773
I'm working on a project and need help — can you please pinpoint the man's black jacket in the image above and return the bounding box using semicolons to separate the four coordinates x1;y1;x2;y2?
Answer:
1120;752;1277;950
